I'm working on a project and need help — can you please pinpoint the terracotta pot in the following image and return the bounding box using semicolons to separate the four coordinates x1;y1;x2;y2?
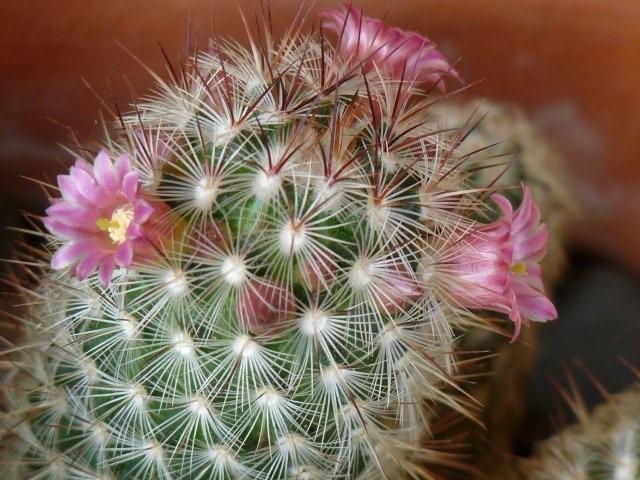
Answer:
2;0;639;270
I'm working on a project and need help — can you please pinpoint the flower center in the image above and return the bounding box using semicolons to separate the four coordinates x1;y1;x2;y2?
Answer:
96;206;134;244
510;262;528;276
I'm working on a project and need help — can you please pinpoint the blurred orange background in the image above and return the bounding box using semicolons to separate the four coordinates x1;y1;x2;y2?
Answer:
1;0;639;270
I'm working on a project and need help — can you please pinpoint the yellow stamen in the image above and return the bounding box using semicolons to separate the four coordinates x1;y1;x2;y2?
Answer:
510;262;527;276
96;206;134;244
95;218;110;230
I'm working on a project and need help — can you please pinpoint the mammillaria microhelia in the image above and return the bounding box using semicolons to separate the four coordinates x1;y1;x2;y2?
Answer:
1;5;556;479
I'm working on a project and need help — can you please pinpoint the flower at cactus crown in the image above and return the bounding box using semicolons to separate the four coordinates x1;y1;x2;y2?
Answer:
237;279;296;333
44;150;156;287
445;186;557;339
320;5;461;90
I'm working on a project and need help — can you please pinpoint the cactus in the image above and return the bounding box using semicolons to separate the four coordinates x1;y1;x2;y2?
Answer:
0;6;557;479
521;381;640;480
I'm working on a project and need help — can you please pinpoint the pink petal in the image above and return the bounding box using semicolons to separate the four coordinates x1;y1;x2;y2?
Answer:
58;175;88;206
133;200;154;223
490;193;514;218
113;241;133;268
98;257;116;287
51;242;86;270
517;291;558;322
507;292;523;341
300;255;335;290
46;204;98;229
74;158;93;174
513;186;540;234
69;165;102;205
512;279;557;320
126;223;143;238
513;225;548;262
450;282;512;314
459;265;509;294
75;251;107;280
43;218;84;240
122;171;139;200
377;268;423;313
517;263;544;291
93;150;117;193
114;153;131;184
46;201;92;219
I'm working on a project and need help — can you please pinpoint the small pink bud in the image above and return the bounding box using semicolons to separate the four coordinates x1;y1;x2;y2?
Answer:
376;263;423;314
299;256;335;291
190;219;228;256
237;279;296;333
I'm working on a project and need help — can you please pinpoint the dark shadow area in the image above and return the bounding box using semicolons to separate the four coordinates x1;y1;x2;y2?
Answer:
516;248;640;455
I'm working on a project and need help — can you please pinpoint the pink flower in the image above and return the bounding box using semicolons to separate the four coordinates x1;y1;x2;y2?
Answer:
320;5;460;90
443;186;557;339
44;150;156;287
237;279;296;333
